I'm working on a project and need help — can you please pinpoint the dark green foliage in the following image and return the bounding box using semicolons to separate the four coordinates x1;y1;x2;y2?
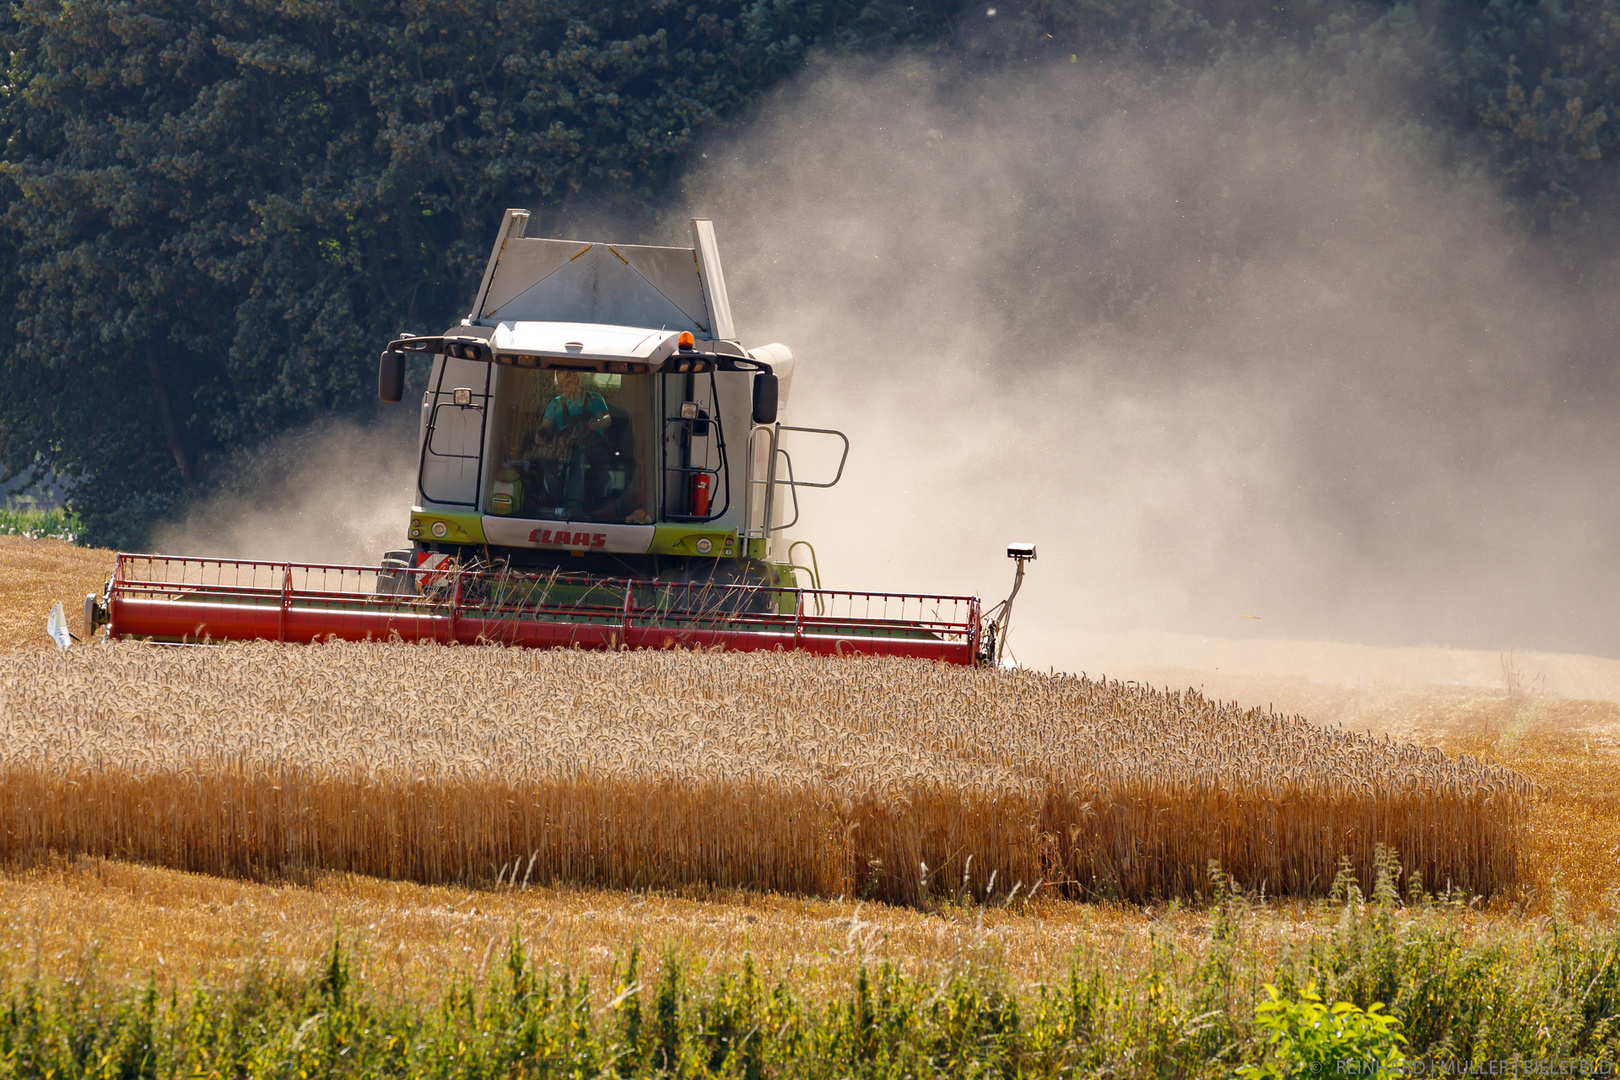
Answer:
1453;0;1620;219
0;0;951;547
9;882;1620;1078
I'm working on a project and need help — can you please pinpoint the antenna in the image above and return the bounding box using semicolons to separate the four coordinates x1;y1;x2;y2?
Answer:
982;543;1036;667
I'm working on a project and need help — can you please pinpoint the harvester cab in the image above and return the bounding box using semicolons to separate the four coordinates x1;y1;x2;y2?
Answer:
87;212;1031;666
375;211;834;593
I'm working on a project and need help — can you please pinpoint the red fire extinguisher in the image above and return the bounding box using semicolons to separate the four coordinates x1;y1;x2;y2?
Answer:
690;473;712;517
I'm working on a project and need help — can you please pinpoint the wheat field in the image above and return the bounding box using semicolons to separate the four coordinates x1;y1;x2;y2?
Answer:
0;535;111;647
0;640;1530;903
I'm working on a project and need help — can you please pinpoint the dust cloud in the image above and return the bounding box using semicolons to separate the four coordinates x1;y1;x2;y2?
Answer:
151;417;416;566
151;53;1620;685
678;56;1620;671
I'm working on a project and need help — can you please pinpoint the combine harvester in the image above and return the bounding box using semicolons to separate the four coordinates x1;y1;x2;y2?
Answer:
81;213;1034;665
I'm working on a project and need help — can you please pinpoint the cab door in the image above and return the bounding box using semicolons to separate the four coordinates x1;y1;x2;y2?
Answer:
418;355;492;508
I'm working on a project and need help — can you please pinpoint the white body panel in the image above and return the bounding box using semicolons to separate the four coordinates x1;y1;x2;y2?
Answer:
748;343;795;413
691;219;736;341
490;321;681;365
468;210;736;340
481;517;655;553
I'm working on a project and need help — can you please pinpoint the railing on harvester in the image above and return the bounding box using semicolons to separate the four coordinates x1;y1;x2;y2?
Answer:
106;554;983;666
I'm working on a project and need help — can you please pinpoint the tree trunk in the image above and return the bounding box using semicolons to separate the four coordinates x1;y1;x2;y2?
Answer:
143;342;194;484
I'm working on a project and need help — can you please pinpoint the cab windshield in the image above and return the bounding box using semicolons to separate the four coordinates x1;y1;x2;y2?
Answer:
484;368;656;524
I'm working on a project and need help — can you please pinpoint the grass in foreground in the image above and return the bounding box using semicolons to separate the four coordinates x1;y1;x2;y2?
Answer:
3;861;1618;1078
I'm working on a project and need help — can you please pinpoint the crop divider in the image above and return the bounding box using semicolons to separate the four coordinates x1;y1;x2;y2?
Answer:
278;564;292;644
448;566;461;644
621;582;634;650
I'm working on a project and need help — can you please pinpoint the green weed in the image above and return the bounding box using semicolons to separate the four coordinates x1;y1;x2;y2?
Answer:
0;506;80;542
5;879;1620;1078
1238;984;1406;1079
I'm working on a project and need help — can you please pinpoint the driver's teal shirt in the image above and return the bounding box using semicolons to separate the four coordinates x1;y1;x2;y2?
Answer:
542;391;608;429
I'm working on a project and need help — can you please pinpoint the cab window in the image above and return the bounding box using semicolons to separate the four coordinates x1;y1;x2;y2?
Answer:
484;368;656;524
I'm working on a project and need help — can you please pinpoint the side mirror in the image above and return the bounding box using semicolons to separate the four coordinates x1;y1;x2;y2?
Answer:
752;372;779;426
378;350;405;403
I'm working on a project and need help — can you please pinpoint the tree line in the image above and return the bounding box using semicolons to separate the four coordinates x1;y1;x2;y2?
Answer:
0;0;1614;547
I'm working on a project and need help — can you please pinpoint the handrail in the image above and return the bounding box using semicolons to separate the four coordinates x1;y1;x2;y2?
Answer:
744;424;780;543
773;447;802;531
741;424;849;548
786;540;823;616
773;426;849;488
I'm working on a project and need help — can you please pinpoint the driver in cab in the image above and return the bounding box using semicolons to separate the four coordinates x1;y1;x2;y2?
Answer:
538;370;610;439
523;371;650;524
